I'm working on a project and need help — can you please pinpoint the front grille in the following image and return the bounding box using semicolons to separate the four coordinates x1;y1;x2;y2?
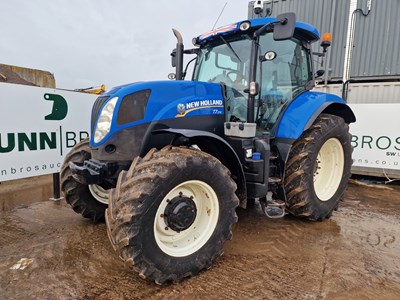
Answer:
91;96;110;132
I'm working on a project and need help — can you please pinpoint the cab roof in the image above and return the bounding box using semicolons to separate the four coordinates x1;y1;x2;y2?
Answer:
197;17;320;44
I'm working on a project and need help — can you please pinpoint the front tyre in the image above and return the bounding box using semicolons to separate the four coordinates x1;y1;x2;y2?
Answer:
284;114;352;221
60;139;109;221
106;146;239;284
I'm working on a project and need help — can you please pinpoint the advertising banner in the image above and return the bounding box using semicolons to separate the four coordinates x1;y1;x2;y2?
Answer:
349;104;400;171
0;83;97;181
1;83;398;181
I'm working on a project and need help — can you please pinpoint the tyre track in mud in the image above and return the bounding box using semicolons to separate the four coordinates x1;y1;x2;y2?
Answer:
148;207;334;300
0;216;35;247
192;255;319;300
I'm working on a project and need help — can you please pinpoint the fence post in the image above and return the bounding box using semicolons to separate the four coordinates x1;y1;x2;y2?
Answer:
50;172;63;201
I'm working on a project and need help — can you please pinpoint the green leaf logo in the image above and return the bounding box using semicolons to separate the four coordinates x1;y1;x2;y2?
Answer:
44;93;68;120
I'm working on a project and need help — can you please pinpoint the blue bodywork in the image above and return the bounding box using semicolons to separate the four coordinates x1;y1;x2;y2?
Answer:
276;91;348;139
197;17;320;43
91;81;224;146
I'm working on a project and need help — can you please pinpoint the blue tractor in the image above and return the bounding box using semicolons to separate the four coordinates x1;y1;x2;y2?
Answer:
61;12;355;284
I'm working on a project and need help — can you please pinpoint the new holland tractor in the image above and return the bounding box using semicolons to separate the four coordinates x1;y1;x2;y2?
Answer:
61;12;355;284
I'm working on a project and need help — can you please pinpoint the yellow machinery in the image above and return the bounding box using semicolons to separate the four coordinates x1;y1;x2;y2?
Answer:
75;84;106;95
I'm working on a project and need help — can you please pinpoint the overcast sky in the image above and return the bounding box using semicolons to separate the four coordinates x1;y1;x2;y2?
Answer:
1;0;250;90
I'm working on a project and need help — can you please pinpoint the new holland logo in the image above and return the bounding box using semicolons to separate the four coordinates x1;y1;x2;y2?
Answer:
177;103;186;115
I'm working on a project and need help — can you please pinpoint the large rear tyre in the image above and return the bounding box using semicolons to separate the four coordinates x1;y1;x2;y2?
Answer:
60;139;109;222
284;114;352;221
106;146;239;284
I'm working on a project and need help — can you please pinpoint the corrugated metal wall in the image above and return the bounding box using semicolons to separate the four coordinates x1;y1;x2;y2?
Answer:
351;0;400;80
315;82;400;104
248;0;400;81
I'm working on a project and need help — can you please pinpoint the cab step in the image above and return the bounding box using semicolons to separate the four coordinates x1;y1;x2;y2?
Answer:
260;198;286;219
268;177;282;184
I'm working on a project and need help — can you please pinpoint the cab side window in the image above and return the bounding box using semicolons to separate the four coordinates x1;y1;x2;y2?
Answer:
257;34;311;132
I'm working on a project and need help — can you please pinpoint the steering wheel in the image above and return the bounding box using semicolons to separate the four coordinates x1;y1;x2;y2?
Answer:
226;70;239;81
226;71;248;88
208;73;247;100
208;73;233;84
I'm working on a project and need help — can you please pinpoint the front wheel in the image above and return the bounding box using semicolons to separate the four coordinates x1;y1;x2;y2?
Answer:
284;114;352;221
106;146;239;284
60;139;110;221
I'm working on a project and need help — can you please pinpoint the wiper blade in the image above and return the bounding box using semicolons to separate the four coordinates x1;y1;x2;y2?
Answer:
219;36;242;63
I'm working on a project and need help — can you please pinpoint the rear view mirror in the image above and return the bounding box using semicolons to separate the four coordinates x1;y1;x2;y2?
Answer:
273;12;296;41
315;69;325;78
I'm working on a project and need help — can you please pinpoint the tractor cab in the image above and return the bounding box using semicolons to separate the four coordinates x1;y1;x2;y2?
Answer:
190;15;319;136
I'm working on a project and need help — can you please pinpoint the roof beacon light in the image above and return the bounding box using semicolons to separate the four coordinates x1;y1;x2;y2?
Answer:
321;32;332;52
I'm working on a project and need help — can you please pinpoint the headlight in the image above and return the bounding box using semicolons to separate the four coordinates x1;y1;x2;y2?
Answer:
94;97;118;143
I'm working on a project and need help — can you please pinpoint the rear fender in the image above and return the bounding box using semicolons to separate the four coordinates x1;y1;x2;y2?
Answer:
275;91;355;162
276;91;355;140
153;128;247;207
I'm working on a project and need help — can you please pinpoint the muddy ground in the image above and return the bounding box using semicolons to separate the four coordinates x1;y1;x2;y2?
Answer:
1;180;400;300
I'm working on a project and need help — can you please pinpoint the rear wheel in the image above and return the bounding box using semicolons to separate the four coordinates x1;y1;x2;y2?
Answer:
106;146;239;284
60;139;109;221
284;114;352;221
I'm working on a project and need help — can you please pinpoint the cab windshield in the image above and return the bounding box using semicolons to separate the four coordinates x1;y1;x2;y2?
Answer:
193;35;252;122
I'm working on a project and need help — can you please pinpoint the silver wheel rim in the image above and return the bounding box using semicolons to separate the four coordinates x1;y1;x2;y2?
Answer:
313;138;345;201
154;180;219;257
88;184;109;204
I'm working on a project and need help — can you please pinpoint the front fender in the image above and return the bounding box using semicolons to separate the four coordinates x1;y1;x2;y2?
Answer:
276;91;356;140
153;128;247;207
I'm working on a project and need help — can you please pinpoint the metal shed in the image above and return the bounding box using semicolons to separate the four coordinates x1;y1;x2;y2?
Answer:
248;0;400;82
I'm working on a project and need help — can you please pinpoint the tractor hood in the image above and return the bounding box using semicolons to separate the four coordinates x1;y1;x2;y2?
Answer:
90;80;225;147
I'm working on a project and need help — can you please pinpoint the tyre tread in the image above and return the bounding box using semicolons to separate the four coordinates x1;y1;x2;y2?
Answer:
284;114;352;221
106;146;239;283
60;139;107;222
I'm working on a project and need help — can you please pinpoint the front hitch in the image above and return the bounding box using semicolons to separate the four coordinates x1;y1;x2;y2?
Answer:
69;159;118;185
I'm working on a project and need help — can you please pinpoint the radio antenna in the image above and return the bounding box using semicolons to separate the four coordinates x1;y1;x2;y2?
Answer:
212;2;228;30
